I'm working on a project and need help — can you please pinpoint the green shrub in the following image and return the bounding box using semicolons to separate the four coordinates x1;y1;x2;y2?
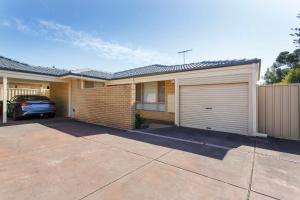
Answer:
283;68;300;83
135;113;143;129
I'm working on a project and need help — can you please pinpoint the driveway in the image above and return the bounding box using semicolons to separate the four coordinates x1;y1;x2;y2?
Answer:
0;119;299;200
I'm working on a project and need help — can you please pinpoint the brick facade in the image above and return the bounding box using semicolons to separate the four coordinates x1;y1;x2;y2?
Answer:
50;82;69;117
71;80;135;129
137;80;175;122
50;79;173;128
137;110;174;122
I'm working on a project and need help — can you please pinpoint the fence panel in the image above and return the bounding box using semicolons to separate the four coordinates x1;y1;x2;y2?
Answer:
257;84;300;140
0;88;50;101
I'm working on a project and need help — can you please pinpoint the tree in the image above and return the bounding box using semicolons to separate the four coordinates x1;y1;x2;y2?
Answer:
264;62;289;84
264;13;300;84
276;49;300;69
283;68;300;83
290;13;300;47
264;49;300;84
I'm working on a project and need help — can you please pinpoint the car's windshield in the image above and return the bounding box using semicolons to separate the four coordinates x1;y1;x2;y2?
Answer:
17;96;50;101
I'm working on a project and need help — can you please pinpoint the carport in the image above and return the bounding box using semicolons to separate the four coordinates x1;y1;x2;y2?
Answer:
0;72;71;124
0;56;131;129
0;56;73;124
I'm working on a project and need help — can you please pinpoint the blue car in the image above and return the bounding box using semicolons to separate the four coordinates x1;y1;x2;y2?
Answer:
7;95;56;120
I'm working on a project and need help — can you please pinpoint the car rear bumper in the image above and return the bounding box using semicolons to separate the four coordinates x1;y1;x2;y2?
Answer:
21;111;56;117
15;108;56;118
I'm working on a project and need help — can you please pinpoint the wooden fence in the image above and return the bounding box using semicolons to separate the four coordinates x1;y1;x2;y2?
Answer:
257;84;300;140
0;88;50;101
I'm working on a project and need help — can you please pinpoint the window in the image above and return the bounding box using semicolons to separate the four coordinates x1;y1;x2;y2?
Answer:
158;81;165;103
79;80;104;89
143;82;157;103
136;81;166;111
136;83;142;102
83;81;95;88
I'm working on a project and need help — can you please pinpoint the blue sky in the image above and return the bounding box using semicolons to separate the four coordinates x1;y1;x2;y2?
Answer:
0;0;299;78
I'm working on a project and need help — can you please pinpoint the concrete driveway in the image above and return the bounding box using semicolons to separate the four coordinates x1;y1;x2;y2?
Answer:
0;119;299;200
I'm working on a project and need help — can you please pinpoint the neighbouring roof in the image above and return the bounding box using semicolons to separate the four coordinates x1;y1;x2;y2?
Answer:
0;56;261;80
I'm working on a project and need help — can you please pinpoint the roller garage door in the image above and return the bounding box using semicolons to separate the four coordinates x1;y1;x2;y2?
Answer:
179;83;249;135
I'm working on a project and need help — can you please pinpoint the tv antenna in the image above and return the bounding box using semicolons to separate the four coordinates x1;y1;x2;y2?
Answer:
178;49;192;64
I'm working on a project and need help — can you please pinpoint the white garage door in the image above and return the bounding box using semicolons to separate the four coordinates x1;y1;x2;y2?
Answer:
180;83;249;135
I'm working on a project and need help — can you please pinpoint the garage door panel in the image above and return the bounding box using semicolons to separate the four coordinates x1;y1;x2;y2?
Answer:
180;83;249;135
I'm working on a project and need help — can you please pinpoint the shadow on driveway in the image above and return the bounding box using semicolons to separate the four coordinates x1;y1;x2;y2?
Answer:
37;119;300;160
4;118;300;161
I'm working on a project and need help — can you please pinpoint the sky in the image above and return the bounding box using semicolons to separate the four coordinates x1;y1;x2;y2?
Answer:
0;0;299;79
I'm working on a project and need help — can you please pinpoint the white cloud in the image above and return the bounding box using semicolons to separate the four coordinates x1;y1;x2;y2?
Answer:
13;18;30;32
1;20;11;27
37;20;177;64
2;18;177;65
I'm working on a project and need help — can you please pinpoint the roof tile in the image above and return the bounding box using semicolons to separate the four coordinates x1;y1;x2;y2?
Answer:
0;56;260;80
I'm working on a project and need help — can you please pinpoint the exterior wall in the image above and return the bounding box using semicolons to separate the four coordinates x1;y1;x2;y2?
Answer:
257;84;300;140
50;82;69;117
71;79;135;129
137;80;175;122
137;110;175;122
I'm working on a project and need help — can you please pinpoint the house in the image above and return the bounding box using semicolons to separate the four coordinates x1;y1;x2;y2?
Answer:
0;56;261;136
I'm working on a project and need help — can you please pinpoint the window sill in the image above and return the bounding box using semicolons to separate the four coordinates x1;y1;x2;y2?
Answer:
137;109;166;113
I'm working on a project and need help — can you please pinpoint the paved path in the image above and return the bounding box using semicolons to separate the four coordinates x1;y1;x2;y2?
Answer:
0;119;299;200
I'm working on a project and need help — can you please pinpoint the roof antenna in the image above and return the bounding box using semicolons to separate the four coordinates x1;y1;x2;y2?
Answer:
178;49;192;64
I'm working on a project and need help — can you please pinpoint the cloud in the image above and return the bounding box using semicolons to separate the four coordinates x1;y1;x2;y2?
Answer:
37;20;177;64
1;20;11;27
13;18;30;32
2;18;177;65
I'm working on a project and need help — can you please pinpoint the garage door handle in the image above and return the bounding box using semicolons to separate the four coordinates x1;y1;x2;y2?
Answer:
205;107;212;109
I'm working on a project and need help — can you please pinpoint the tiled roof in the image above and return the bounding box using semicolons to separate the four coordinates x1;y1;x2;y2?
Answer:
0;56;69;76
113;64;168;79
70;70;113;80
0;56;260;80
113;59;261;79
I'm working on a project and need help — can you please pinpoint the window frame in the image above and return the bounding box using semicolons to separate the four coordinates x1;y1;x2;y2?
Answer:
82;80;95;89
157;81;165;103
136;81;166;112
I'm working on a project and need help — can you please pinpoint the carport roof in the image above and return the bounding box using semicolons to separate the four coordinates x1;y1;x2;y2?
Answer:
0;56;260;80
0;56;69;76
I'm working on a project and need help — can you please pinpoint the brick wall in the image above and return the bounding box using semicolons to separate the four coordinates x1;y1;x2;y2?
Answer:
137;109;174;122
137;80;175;122
71;80;135;129
50;82;69;117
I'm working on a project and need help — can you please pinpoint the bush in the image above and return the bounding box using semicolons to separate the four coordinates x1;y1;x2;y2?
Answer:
135;113;143;129
283;68;300;83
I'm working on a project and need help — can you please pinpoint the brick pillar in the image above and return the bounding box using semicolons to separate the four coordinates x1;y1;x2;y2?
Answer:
130;83;136;129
